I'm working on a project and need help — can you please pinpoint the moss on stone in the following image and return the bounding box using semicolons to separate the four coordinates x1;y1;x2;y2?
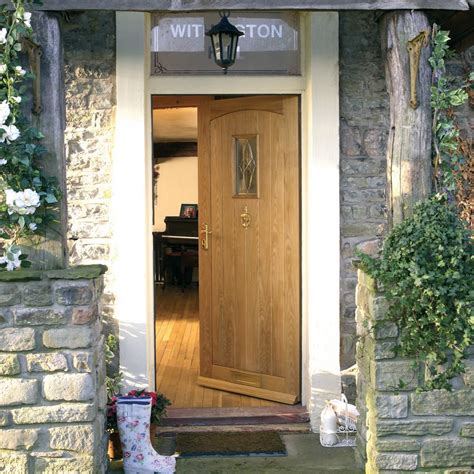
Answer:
0;270;43;282
46;265;108;280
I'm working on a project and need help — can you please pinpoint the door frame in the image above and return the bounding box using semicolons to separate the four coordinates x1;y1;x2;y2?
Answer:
114;11;341;430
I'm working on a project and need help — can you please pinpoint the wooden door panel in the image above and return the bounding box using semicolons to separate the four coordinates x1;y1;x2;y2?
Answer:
199;96;300;404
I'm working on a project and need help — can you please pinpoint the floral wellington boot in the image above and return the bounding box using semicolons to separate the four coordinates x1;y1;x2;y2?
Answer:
117;396;176;474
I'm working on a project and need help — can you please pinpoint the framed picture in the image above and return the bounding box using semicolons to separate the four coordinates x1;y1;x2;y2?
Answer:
180;204;198;219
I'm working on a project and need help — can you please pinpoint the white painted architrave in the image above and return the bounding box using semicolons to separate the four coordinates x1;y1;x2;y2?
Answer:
115;11;340;429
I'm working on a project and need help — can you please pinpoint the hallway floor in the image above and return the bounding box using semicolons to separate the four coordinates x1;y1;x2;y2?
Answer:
155;286;282;409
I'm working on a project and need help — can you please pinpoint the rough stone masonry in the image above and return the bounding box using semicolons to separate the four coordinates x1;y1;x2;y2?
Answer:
0;266;107;473
355;270;474;472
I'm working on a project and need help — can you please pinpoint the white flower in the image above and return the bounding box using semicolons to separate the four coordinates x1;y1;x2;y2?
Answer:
0;246;22;272
14;66;26;76
12;96;21;104
0;64;7;75
0;124;20;143
0;101;10;125
0;28;7;45
23;12;32;28
5;188;40;215
0;159;7;165
29;222;37;231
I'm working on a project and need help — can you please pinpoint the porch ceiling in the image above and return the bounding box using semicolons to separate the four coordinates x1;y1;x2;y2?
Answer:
32;0;469;11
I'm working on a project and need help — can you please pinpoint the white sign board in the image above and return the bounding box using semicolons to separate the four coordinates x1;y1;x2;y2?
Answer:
151;12;300;75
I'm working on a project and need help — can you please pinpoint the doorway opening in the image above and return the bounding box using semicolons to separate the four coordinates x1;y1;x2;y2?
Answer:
152;95;303;415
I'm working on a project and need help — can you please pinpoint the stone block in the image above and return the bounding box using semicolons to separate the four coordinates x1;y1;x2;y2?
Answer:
15;307;66;326
462;358;474;387
369;296;389;321
43;327;93;349
377;419;453;437
0;428;39;450
0;284;21;306
0;327;35;351
460;422;474;438
376;452;418;471
376;439;421;452
0;353;20;375
0;309;12;325
69;305;98;324
0;378;38;406
0;410;11;426
420;438;474;467
72;351;93;372
376;395;408;419
34;455;95;473
374;321;398;339
12;403;96;424
0;453;28;472
372;360;418;391
374;341;397;360
43;373;94;401
357;270;378;292
55;285;93;305
22;283;53;306
49;424;95;452
26;353;68;372
411;389;474;416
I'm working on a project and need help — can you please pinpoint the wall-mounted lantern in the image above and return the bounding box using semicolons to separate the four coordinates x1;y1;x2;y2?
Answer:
206;12;244;74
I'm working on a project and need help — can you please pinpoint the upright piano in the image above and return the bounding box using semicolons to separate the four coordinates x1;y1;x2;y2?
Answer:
153;217;199;286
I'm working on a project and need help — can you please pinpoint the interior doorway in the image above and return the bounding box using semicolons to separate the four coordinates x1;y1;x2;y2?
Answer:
153;95;301;410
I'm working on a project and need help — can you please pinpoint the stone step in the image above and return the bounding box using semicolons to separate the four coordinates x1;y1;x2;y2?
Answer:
154;423;312;435
161;405;310;427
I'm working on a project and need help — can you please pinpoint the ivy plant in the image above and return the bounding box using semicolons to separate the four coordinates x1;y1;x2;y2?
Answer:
430;26;473;194
358;195;473;391
0;0;61;270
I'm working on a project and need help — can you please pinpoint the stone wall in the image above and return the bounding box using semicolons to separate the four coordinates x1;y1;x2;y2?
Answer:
62;12;117;334
355;270;474;472
0;266;107;473
339;12;390;371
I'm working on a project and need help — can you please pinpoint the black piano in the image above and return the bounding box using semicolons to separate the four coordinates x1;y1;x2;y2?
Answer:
153;217;199;289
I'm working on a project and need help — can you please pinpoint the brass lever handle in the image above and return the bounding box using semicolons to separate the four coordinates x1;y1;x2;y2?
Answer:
200;223;212;250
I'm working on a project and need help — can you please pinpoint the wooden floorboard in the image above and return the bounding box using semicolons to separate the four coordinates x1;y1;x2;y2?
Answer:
155;286;285;409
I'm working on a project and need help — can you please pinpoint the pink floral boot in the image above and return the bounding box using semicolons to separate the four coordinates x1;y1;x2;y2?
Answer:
117;396;176;474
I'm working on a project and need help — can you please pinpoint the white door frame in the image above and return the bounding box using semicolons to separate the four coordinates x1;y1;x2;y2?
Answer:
114;11;340;429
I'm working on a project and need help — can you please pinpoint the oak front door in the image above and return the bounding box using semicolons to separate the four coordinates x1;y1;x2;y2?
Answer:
198;96;300;404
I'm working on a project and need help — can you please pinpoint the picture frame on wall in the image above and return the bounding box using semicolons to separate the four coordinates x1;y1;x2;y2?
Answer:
180;204;198;219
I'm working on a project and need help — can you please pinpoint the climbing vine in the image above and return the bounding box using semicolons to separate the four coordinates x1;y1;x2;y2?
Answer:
0;0;61;270
430;26;473;212
358;29;473;391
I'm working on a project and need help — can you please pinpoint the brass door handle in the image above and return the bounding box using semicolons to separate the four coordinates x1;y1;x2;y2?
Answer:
200;223;212;250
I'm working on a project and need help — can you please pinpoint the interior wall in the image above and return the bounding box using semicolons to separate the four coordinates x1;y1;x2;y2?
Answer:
153;155;198;231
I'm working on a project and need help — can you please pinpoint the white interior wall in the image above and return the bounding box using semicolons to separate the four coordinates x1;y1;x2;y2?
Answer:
153;156;199;232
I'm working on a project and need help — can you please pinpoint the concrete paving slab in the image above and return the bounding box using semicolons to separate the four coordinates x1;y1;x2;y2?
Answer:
108;433;362;473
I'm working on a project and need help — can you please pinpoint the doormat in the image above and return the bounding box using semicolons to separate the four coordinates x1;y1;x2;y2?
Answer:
174;431;287;457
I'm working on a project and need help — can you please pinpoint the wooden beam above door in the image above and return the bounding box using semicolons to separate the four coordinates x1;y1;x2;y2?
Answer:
33;0;469;11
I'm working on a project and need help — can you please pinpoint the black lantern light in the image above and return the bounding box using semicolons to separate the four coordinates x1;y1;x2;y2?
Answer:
206;12;244;74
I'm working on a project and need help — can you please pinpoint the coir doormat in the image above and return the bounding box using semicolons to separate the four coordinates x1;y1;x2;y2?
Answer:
175;431;287;457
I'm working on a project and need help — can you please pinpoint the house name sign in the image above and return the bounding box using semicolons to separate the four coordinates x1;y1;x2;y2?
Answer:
151;12;301;75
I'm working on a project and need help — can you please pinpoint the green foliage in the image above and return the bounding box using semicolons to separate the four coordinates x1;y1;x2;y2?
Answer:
0;1;61;268
105;334;123;400
430;27;472;193
358;196;473;391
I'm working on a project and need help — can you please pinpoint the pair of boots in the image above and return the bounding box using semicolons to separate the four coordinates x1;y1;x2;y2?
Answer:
116;396;176;474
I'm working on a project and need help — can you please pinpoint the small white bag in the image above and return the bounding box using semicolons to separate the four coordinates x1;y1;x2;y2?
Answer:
320;402;339;447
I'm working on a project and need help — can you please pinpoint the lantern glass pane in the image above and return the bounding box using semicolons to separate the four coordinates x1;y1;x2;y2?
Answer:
221;33;232;63
212;34;221;61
